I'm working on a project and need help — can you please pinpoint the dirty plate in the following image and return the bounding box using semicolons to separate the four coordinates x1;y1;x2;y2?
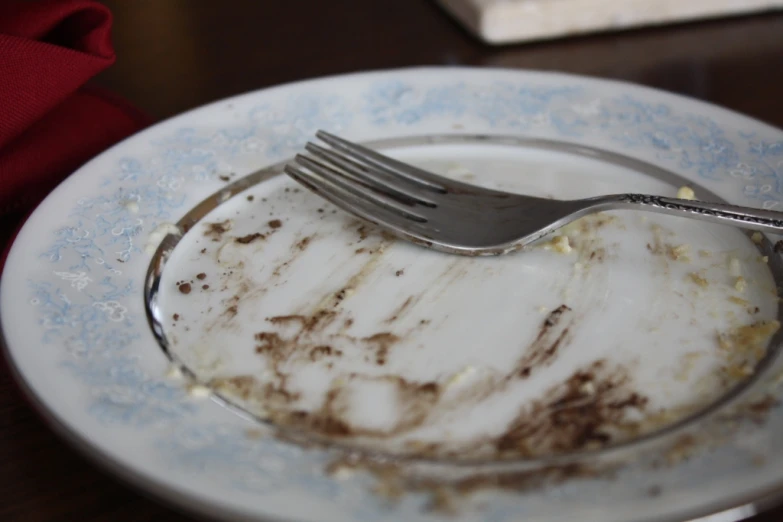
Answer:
3;67;783;522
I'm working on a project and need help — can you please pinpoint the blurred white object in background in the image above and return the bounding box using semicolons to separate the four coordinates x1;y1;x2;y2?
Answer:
436;0;783;44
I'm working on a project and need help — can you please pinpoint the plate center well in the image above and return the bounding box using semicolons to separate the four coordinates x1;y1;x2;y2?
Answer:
153;137;780;460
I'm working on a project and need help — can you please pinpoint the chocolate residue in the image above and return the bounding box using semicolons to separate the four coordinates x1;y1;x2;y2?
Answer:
385;296;416;324
310;345;343;361
255;331;288;354
363;332;401;365
196;273;207;280
177;282;192;295
496;360;648;457
448;463;597;495
222;373;441;441
212;374;301;408
515;305;573;378
268;310;338;335
204;220;232;241
268;219;282;229
296;236;312;251
326;453;602;513
357;225;369;241
311;377;440;438
247;195;255;202
235;232;266;244
746;395;780;423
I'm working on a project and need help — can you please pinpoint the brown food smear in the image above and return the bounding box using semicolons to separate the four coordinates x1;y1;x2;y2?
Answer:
203;220;232;241
515;305;572;378
384;296;416;324
363;332;401;365
496;360;647;457
235;232;266;244
310;345;343;361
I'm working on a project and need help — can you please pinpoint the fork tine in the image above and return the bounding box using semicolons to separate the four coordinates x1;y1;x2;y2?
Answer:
285;165;432;236
316;130;451;193
305;142;436;207
293;155;427;222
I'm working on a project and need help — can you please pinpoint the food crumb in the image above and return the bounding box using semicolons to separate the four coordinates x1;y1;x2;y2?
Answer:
247;195;254;202
752;232;764;244
395;269;404;277
187;384;211;398
728;296;750;307
268;219;282;229
688;272;709;288
735;277;747;293
728;257;742;277
668;244;691;262
196;273;207;280
445;366;476;388
545;235;572;254
674;352;703;381
676;186;696;200
165;365;183;379
178;282;192;294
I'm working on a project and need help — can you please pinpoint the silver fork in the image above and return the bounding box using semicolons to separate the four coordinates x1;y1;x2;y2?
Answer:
284;131;783;256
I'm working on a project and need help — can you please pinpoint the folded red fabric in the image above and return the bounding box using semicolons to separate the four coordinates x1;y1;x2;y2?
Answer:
0;0;152;216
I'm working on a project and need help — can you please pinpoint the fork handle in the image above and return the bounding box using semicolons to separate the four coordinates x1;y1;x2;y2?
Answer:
588;194;783;234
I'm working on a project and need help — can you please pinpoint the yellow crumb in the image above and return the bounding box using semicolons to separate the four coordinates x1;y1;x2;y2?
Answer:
728;257;742;277
676;186;696;200
544;235;572;254
668;244;691;262
688;272;709;288
728;296;750;307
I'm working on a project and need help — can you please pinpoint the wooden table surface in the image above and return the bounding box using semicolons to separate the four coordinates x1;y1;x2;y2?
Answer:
3;1;783;520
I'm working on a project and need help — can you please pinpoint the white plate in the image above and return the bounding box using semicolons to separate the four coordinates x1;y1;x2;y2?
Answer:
3;67;783;522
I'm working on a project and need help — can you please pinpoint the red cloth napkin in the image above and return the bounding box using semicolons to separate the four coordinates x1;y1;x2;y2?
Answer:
0;0;152;217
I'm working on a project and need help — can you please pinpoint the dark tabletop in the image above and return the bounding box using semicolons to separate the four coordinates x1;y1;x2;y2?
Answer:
3;1;783;520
